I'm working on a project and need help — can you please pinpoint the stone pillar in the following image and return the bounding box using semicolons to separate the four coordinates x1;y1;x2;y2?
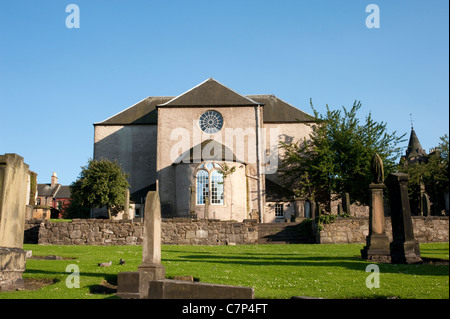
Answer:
361;183;391;262
117;191;165;299
342;193;351;216
294;198;305;220
386;173;422;264
0;154;29;291
122;188;130;220
138;191;166;295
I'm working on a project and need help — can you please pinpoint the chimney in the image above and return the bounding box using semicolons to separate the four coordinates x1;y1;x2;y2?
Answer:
51;172;58;186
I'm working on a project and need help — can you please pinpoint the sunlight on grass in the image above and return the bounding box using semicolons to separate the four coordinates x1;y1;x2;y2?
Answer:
0;243;447;299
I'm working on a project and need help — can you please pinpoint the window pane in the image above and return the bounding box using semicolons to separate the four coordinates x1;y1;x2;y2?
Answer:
275;203;284;218
196;170;209;205
210;170;224;205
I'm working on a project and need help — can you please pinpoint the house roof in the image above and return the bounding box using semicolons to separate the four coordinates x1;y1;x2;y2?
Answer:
94;96;173;125
54;185;71;199
37;184;60;197
94;79;315;125
157;78;260;107
247;94;314;123
265;178;295;202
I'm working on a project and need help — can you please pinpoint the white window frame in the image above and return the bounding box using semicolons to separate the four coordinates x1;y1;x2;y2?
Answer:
275;203;284;218
196;162;224;206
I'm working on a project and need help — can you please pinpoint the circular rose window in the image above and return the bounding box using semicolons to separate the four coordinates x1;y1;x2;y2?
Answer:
199;110;223;134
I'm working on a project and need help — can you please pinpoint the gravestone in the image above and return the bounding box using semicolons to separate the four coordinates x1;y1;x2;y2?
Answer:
122;188;130;220
0;154;29;291
361;154;391;262
117;191;166;298
386;173;422;264
342;193;351;216
422;193;431;217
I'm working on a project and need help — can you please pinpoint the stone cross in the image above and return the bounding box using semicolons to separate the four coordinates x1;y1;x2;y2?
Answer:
385;173;422;264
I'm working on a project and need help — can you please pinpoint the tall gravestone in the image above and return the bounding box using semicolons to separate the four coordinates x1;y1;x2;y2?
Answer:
117;191;165;298
361;154;391;262
0;154;29;291
385;173;422;264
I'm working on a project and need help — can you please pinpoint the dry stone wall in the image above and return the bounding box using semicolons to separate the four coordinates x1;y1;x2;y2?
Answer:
27;219;258;246
24;216;448;246
315;216;449;244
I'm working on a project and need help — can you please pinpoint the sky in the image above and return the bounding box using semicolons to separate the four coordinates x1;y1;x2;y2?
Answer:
0;0;448;185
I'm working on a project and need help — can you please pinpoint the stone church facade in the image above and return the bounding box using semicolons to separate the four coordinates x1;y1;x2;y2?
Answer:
93;78;314;222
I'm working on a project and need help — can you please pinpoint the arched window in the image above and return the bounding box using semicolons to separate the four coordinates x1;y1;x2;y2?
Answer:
196;162;224;205
196;170;209;205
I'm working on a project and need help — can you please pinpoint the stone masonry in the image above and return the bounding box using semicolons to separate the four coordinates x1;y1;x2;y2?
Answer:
315;216;449;244
24;216;447;246
31;218;259;246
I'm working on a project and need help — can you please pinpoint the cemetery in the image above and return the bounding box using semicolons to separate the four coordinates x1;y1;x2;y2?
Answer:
0;152;448;300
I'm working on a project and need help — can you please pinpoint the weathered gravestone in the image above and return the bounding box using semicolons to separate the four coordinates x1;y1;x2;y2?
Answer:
385;173;422;264
0;154;29;291
117;191;166;298
361;154;391;262
116;190;254;299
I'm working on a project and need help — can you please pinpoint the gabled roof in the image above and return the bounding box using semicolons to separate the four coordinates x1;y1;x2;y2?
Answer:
37;184;60;197
54;185;71;199
94;79;316;125
157;78;261;107
247;94;314;123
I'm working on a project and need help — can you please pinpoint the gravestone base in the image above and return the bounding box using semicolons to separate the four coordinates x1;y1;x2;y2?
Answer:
117;264;166;299
147;279;255;299
0;247;26;292
361;234;391;263
390;241;422;264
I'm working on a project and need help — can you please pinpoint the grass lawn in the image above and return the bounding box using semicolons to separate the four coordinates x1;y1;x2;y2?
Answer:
0;243;448;299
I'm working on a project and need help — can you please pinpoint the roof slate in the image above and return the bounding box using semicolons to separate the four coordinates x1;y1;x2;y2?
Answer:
158;78;260;107
94;79;315;125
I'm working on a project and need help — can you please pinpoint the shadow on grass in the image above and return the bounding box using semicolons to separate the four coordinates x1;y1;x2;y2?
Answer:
24;268;119;295
163;251;449;277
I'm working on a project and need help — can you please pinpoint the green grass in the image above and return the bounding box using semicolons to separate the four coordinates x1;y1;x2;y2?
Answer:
1;243;448;299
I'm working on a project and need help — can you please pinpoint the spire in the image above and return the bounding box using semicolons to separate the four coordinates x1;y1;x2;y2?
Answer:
406;128;427;160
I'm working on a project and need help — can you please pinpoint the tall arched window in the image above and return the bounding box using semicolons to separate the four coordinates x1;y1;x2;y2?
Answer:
196;162;224;205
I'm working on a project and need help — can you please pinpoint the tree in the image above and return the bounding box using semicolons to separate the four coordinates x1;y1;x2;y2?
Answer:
398;134;449;214
279;100;405;209
69;158;130;219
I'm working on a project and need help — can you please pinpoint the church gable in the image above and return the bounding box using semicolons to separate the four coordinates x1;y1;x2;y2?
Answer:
158;78;261;107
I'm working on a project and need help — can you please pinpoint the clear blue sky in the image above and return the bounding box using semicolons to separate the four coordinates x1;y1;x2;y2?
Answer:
1;0;448;185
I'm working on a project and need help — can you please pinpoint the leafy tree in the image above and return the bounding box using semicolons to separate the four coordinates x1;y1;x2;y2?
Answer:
398;134;449;214
69;158;130;219
279;100;405;209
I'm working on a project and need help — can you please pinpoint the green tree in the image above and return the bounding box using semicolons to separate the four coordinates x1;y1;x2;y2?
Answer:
398;134;449;214
279;100;405;209
69;158;130;219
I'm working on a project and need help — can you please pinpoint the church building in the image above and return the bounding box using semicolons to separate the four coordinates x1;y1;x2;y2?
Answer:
93;78;315;222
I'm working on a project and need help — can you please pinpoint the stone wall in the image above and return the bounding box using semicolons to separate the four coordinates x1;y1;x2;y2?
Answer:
315;216;449;244
24;216;448;246
26;218;259;246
